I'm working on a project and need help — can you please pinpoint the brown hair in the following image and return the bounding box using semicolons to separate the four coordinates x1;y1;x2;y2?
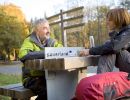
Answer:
106;8;130;29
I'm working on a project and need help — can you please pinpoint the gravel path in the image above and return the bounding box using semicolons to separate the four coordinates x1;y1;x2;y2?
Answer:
0;62;22;75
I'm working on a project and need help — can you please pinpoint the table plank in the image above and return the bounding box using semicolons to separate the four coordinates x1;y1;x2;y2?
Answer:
25;56;99;70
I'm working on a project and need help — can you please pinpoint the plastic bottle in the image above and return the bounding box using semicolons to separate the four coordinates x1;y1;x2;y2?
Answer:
89;36;95;48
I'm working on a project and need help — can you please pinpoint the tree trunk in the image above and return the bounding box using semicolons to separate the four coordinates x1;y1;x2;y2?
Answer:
6;48;10;61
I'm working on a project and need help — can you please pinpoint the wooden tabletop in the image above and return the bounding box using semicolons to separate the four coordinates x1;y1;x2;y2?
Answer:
24;55;99;71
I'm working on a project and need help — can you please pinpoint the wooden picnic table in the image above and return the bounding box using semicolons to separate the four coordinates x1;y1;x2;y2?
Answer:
24;55;99;100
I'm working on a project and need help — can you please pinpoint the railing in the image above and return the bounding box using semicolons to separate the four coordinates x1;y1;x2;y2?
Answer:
46;6;85;46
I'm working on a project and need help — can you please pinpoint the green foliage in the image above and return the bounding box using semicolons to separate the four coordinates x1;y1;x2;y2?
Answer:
0;15;22;48
84;6;110;46
51;25;62;42
0;6;27;60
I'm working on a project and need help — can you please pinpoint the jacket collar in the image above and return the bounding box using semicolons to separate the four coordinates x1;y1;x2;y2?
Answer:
109;31;118;39
109;24;130;38
119;24;130;33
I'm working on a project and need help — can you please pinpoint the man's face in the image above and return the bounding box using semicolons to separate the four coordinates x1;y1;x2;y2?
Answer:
36;22;50;41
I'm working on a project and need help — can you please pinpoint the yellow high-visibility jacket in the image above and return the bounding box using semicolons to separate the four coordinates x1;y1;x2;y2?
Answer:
19;32;62;82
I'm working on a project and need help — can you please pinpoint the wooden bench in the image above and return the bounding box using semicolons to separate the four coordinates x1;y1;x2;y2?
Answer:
0;83;35;100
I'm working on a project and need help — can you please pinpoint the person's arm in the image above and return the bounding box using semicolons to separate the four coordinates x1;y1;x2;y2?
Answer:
89;30;130;55
20;51;45;62
89;41;114;55
19;38;45;62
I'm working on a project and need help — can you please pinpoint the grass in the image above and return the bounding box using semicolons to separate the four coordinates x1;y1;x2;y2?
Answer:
0;73;22;86
0;73;22;100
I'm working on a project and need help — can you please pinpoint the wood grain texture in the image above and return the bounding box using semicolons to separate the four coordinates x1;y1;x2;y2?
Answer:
25;56;99;70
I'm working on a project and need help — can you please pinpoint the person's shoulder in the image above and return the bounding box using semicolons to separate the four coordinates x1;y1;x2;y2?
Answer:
24;32;35;40
22;36;32;44
48;38;57;43
48;38;63;47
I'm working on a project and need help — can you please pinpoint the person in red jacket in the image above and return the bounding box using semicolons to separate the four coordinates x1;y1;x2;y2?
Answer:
72;72;130;100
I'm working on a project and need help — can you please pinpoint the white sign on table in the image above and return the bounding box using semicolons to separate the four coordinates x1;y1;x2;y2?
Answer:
45;47;85;59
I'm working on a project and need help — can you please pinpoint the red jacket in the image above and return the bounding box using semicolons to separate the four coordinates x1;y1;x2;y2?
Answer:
73;72;130;100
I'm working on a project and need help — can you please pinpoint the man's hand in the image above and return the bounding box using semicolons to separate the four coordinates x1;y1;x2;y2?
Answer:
79;49;90;56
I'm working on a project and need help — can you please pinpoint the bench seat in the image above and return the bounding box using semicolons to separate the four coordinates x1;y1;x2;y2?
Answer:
0;83;35;100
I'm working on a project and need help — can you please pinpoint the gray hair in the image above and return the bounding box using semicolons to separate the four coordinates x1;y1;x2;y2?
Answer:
33;18;48;31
